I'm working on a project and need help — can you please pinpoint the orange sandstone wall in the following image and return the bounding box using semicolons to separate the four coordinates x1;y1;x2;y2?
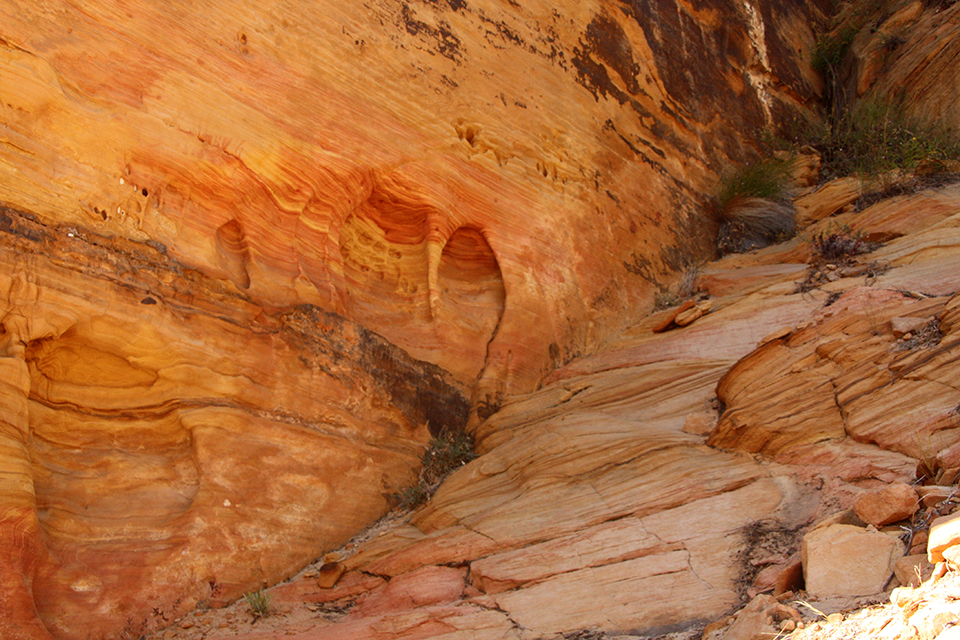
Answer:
0;1;828;638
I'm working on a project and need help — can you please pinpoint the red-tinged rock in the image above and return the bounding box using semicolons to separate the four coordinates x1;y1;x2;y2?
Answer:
916;486;955;508
317;562;347;589
652;299;697;333
348;566;465;618
854;482;919;526
266;571;386;622
774;559;804;597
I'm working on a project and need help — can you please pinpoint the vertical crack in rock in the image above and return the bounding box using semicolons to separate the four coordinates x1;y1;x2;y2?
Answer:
741;0;774;125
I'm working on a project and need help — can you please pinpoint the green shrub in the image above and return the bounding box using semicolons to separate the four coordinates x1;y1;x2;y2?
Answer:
812;25;857;74
715;156;794;216
714;157;797;255
826;99;960;179
396;484;431;509
244;588;270;621
420;429;476;484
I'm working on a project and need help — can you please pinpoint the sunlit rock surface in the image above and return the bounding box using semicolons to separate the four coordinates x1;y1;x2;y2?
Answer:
199;181;959;640
17;0;960;637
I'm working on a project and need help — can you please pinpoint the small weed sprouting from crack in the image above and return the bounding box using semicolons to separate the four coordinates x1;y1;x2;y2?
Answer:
244;587;270;622
811;227;880;263
796;226;886;293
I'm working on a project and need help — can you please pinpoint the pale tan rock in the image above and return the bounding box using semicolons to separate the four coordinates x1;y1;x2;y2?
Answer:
895;554;934;588
722;594;800;640
674;304;705;327
891;316;931;338
802;524;905;597
929;513;960;563
794;178;862;228
682;411;718;436
941;545;960;571
854;482;919;526
675;300;713;327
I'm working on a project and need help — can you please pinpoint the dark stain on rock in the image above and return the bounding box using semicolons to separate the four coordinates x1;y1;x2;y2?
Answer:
0;205;43;242
624;251;656;282
145;239;168;255
401;4;463;64
615;0;773;166
282;305;469;436
0;203;469;436
422;0;468;11
478;10;526;48
585;14;641;95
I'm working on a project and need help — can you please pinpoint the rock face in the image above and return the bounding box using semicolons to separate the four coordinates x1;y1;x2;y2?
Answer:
142;179;960;640
0;0;833;638
2;0;959;639
0;0;827;402
0;206;467;639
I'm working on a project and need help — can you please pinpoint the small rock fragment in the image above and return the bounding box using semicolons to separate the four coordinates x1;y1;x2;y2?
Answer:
891;316;928;338
317;561;346;589
894;554;933;587
941;544;960;570
774;558;804;597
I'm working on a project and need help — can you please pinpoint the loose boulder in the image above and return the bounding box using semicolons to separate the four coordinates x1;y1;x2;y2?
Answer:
802;524;905;597
854;482;919;526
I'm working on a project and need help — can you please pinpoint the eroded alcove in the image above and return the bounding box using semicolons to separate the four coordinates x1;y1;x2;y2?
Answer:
23;329;200;546
435;226;505;382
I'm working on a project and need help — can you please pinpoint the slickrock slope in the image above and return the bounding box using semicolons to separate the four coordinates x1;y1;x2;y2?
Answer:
149;182;960;640
0;1;833;638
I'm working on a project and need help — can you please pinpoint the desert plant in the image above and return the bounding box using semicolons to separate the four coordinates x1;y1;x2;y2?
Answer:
715;156;794;215
244;588;270;621
420;428;477;484
714;156;798;255
396;483;431;509
811;226;878;263
393;428;477;510
812;25;858;75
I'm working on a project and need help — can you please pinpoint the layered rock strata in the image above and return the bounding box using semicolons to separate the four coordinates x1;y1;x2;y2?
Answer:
161;181;960;639
0;206;466;639
0;0;834;637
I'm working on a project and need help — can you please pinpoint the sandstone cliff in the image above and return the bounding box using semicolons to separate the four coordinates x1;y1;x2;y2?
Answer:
1;0;958;638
